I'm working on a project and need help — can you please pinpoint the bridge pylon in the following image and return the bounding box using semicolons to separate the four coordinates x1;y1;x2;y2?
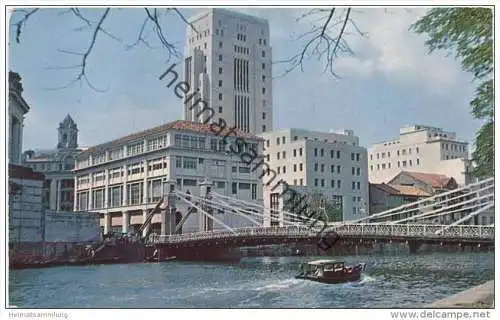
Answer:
199;179;214;232
161;181;177;236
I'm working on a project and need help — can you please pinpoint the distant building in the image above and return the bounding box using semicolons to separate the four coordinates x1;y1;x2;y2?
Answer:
73;120;264;234
259;128;369;222
369;183;430;216
368;125;472;186
388;171;458;195
183;8;273;134
23;115;83;211
8;71;30;164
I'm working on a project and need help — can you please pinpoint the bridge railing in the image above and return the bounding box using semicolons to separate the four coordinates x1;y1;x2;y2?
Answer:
149;224;494;244
335;224;495;239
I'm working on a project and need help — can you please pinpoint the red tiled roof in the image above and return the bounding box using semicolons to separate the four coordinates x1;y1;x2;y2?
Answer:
81;120;263;154
401;171;454;189
9;164;45;180
370;183;401;195
389;184;431;197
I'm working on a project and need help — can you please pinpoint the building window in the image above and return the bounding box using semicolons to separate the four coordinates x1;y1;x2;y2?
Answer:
277;152;280;160
356;153;360;161
262;112;266;120
283;166;286;173
282;151;286;159
219;54;222;61
219;41;223;48
314;148;318;157
300;179;303;186
232;182;237;194
262;63;266;69
251;184;257;200
219;80;223;87
262;125;266;132
262;87;266;94
314;163;318;171
293;149;297;157
219;67;223;74
299;163;303;171
219;106;223;113
299;148;303;156
337;165;341;173
293;164;297;172
417;158;420;165
356;167;360;175
315;179;318;187
219;93;223;100
352;182;356;190
337;151;340;159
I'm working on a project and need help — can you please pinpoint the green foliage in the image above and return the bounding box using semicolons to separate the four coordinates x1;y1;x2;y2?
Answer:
411;8;494;178
306;192;343;222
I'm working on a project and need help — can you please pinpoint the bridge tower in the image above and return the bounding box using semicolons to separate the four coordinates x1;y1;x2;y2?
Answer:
161;181;177;235
199;179;214;232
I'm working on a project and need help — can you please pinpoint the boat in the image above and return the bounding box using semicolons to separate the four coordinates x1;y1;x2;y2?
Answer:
295;259;366;284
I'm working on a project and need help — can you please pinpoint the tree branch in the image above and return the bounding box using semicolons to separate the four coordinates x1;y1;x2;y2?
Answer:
274;7;362;79
14;8;39;43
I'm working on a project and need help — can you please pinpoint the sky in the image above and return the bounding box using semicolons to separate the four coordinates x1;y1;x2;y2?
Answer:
8;7;483;152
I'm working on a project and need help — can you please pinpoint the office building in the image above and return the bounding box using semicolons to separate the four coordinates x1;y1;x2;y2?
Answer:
368;125;472;186
23;115;83;211
259;128;369;223
183;8;273;134
73;120;264;234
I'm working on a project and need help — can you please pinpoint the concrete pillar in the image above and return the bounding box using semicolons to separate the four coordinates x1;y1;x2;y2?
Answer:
56;179;61;212
104;169;109;208
73;176;78;211
122;211;130;234
143;160;148;204
88;187;93;210
199;179;214;232
49;179;57;211
142;209;150;238
104;212;111;235
122;165;128;206
161;181;176;235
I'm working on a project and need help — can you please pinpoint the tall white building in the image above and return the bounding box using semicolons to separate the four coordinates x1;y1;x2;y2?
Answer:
73;120;264;234
259;128;369;223
8;71;30;164
182;8;273;134
23;115;83;211
368;125;472;186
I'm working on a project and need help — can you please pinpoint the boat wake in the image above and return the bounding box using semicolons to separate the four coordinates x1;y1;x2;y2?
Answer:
255;278;302;291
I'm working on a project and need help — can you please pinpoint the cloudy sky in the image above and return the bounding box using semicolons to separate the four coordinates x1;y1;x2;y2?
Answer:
8;7;482;152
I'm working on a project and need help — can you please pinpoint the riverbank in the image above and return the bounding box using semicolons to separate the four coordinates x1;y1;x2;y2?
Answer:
428;280;494;308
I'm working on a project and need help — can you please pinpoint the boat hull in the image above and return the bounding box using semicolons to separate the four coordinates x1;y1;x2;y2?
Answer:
295;272;361;284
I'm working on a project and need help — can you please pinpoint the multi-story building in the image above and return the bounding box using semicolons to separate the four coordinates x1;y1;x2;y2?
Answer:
23;115;83;211
259;128;369;223
9;71;30;164
368;125;472;186
73;120;264;235
182;8;273;134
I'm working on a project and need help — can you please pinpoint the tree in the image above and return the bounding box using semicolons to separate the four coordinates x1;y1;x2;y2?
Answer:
410;8;494;179
10;8;195;91
304;192;343;223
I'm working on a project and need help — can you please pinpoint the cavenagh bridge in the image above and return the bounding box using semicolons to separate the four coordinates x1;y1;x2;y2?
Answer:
139;178;494;261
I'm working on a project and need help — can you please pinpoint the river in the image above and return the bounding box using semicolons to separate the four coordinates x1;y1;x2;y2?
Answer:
9;252;493;308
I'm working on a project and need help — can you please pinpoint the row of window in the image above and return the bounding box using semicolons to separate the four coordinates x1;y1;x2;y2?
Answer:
370;159;421;171
269;135;353;147
371;147;420;160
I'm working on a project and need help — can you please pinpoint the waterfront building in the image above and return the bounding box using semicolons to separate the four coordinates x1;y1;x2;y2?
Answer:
182;8;273;135
368;125;472;186
9;71;30;164
73;120;264;234
259;128;369;223
368;183;430;215
23;115;83;211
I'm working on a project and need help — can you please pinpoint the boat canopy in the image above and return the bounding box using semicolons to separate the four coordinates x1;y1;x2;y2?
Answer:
306;259;344;266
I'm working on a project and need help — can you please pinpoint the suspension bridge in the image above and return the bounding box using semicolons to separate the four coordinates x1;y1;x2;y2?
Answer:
140;178;494;260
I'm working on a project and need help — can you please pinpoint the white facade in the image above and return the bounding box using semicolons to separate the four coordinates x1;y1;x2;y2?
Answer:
73;120;264;234
8;71;30;164
368;125;472;186
182;8;273;134
23;115;82;212
260;128;369;222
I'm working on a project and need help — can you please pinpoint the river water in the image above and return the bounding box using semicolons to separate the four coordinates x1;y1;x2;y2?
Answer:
9;252;493;308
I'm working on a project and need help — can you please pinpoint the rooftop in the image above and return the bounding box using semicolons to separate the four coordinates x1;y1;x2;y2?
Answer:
400;171;455;189
82;120;262;155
